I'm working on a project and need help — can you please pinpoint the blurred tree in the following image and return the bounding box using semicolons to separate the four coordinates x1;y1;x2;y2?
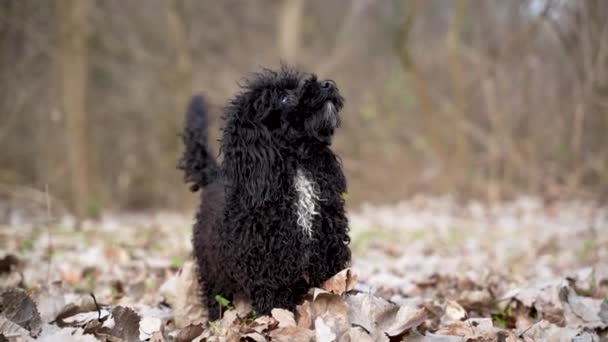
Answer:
543;0;608;190
278;0;304;64
56;0;93;219
1;0;607;211
166;0;193;205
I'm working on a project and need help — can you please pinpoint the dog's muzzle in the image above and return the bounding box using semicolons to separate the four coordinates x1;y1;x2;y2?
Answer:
323;101;338;128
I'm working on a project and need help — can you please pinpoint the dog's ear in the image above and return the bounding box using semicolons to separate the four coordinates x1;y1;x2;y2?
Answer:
221;113;283;208
253;89;278;122
253;91;270;116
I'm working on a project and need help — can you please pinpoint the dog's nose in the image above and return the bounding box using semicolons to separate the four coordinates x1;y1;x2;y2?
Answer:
320;80;336;89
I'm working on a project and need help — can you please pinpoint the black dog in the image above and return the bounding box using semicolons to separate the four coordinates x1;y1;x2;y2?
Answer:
179;67;351;320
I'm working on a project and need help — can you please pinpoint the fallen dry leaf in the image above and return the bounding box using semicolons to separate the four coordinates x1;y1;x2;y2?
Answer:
321;269;357;295
160;261;207;328
296;301;312;329
458;289;493;311
271;308;296;328
560;286;607;329
385;306;426;337
31;282;68;323
518;320;580;341
242;331;267;342
345;292;397;341
0;315;31;341
174;323;204;342
60;309;110;327
37;327;98;342
233;293;253;317
0;288;42;338
139;316;162;340
248;315;278;334
338;327;374;342
269;326;315;342
0;255;22;289
443;300;466;324
310;292;350;339
150;330;164;342
2;198;607;340
100;306;141;341
59;269;82;286
314;317;336;342
0;254;20;274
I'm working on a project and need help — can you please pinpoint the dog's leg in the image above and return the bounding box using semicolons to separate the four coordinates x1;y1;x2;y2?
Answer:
250;286;296;316
195;254;234;321
308;233;351;286
200;277;234;321
326;242;351;279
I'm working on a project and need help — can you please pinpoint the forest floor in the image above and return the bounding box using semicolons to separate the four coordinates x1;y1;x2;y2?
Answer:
1;196;607;341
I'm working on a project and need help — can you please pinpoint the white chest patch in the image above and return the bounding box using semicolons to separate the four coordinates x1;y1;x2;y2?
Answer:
294;169;321;237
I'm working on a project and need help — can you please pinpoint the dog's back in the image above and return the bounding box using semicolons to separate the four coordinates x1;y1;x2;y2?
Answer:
178;95;220;192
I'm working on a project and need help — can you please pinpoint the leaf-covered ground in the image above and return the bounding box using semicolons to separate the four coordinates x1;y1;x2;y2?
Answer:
1;196;607;341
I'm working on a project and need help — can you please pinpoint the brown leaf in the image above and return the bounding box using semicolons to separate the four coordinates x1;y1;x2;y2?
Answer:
310;292;350;339
269;326;315;342
296;301;312;329
0;288;42;337
233;293;253;317
345;292;396;340
560;286;607;329
458;289;493;311
248;315;278;334
518;320;583;341
150;331;165;342
0;271;22;289
314;317;336;342
31;281;69;323
215;310;241;338
0;254;22;288
139;316;162;341
104;246;130;264
241;332;267;342
338;327;374;342
443;300;466;324
0;254;20;274
60;309;111;328
0;315;31;340
321;269;357;295
175;324;205;342
385;307;426;337
37;327;99;342
435;318;500;340
60;269;82;285
271;308;296;328
160;261;207;328
104;306;141;341
312;288;329;301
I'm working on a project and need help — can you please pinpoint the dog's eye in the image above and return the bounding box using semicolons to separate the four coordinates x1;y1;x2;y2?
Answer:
281;94;294;105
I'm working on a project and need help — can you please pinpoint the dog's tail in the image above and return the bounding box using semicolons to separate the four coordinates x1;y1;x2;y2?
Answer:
178;95;220;192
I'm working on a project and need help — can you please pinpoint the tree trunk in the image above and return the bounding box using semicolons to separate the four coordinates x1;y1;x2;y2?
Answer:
278;0;304;64
166;0;193;205
56;0;92;220
168;0;193;111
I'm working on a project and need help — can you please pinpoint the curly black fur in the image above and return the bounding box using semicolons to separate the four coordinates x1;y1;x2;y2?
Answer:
179;67;351;320
178;95;219;192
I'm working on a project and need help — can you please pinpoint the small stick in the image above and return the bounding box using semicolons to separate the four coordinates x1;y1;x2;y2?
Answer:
90;293;102;321
518;321;537;338
44;184;53;283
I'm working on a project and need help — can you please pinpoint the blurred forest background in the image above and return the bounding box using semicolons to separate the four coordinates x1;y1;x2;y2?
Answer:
1;0;607;218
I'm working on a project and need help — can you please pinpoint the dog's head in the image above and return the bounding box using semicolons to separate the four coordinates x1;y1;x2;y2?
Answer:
227;67;344;145
222;67;344;207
